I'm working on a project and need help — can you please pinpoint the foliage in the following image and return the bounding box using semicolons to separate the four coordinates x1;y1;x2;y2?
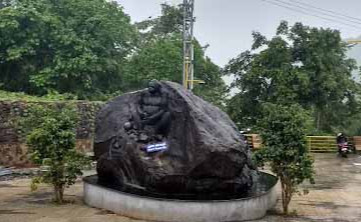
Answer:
224;21;360;133
192;55;228;108
254;103;315;214
22;105;91;204
0;1;227;105
135;3;183;41
123;35;183;90
0;0;136;99
335;109;361;136
124;3;228;107
0;90;78;102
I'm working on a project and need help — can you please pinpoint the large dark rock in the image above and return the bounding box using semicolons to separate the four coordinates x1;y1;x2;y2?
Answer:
94;81;256;195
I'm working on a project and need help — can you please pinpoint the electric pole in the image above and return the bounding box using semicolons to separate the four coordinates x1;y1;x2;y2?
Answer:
182;0;195;90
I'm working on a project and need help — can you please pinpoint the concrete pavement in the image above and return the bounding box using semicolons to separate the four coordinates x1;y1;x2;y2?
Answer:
1;153;361;222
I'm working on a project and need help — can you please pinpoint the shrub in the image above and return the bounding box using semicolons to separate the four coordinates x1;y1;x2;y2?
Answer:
254;103;315;214
22;105;90;204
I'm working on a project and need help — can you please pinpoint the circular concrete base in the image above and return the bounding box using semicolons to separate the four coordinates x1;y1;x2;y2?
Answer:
83;173;278;222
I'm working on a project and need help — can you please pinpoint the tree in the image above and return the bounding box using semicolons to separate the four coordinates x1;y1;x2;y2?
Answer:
254;103;314;214
192;55;228;108
135;3;183;42
124;3;227;107
22;105;90;204
123;35;183;90
225;21;360;133
0;0;136;99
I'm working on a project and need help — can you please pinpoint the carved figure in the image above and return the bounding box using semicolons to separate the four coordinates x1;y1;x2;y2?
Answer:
136;80;171;136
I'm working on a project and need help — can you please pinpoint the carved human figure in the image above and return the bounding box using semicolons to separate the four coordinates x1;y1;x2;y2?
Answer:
136;80;171;136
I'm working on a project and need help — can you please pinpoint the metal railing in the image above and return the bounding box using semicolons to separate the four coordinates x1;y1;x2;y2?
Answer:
245;134;361;153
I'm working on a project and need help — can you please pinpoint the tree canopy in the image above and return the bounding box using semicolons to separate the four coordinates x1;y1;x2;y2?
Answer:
124;3;227;107
0;0;136;99
225;21;360;133
0;1;227;106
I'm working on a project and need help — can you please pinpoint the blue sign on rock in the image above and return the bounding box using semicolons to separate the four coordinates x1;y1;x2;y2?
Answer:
146;142;168;153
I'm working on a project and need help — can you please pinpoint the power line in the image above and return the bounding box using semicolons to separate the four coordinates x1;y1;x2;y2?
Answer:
268;0;361;28
290;0;361;24
261;0;361;31
277;0;361;26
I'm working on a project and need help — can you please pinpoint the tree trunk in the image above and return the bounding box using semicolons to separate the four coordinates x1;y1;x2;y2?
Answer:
280;176;293;215
54;185;64;204
316;110;321;131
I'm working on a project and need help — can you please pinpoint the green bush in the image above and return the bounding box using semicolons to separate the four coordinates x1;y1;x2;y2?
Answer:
22;105;90;204
254;103;315;214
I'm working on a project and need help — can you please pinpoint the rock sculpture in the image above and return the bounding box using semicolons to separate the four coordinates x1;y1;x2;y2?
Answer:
94;81;256;195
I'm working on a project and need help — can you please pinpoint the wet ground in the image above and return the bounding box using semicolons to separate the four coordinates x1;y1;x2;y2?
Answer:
0;153;361;222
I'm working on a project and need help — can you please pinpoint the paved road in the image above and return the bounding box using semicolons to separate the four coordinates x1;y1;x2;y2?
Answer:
0;153;361;222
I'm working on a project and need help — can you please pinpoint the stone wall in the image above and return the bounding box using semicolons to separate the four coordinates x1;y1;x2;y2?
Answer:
0;100;103;166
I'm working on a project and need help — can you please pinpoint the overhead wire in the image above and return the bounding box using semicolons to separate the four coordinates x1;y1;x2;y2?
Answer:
260;0;361;31
289;0;361;24
277;0;361;26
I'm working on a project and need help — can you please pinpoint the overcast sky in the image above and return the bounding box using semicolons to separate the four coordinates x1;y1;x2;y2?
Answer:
117;0;361;67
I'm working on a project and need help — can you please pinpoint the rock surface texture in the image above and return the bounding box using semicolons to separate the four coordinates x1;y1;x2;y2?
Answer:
94;81;256;195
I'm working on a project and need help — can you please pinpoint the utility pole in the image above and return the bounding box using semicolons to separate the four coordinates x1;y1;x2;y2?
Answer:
182;0;195;90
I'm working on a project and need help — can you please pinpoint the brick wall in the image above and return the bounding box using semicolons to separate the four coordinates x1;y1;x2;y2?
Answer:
0;100;103;166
